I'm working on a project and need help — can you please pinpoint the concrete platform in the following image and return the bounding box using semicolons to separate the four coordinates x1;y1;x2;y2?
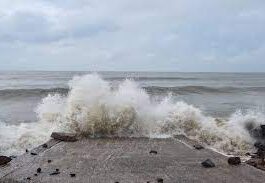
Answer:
1;137;265;183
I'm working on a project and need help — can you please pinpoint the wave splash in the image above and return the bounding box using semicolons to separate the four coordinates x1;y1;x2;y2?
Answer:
1;74;264;155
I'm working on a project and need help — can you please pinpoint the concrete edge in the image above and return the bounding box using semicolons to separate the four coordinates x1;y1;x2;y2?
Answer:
0;139;61;179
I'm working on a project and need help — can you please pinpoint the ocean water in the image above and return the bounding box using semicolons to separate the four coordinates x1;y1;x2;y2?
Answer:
0;71;265;156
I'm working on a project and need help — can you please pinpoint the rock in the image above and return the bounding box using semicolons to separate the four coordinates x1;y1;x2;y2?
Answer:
250;125;265;139
256;149;265;158
70;173;76;177
37;168;42;173
42;143;48;148
193;144;204;150
246;158;265;171
254;142;265;151
260;125;265;137
50;171;60;175
157;178;163;183
0;156;12;166
48;160;52;163
34;174;38;176
26;177;31;180
51;132;77;142
30;152;38;156
254;141;265;161
228;157;241;165
149;150;158;154
201;159;215;168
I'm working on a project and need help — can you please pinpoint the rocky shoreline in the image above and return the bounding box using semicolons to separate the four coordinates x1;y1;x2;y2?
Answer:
245;124;265;171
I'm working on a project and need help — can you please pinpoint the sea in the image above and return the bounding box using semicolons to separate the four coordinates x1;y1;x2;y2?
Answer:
0;71;265;156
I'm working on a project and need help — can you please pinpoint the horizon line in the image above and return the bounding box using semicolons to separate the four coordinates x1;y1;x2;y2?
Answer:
0;70;265;74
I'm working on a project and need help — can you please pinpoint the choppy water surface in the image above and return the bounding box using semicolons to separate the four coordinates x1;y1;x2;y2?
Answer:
0;71;265;155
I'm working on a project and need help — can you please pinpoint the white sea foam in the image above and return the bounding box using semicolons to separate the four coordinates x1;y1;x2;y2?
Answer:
0;121;52;155
1;74;264;155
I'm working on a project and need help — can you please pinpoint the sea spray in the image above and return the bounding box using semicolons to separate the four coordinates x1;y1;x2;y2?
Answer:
0;74;264;155
0;121;52;155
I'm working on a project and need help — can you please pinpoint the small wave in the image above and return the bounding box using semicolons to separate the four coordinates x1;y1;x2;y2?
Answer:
104;76;198;81
2;85;263;99
145;86;265;95
0;88;69;98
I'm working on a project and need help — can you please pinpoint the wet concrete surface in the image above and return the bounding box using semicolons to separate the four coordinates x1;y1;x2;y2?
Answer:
1;137;265;183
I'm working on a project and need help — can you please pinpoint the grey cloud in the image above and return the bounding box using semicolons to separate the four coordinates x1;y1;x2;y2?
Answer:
0;0;265;71
0;12;64;43
0;10;118;43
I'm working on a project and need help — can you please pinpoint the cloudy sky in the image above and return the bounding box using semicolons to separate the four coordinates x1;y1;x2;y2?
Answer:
0;0;264;72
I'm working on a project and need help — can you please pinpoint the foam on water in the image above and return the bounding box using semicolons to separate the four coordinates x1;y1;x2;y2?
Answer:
1;74;264;155
0;121;52;155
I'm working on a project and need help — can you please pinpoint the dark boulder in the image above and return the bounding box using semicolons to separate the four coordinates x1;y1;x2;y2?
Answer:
201;159;215;168
42;143;48;148
50;171;60;175
149;150;158;154
193;144;204;150
37;168;42;173
249;124;265;139
51;132;77;142
256;148;265;159
228;157;241;165
0;156;12;166
31;152;38;156
254;142;265;160
254;142;265;151
70;173;76;177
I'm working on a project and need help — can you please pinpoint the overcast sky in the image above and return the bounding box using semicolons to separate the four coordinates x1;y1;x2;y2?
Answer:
0;0;264;72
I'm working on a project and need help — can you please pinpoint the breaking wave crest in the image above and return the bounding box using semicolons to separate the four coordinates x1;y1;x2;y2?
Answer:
1;74;265;156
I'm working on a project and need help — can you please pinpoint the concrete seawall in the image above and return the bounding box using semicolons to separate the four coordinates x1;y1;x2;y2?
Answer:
1;137;265;183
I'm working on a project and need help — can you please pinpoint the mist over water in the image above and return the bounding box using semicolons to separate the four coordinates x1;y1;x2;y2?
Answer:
0;72;265;155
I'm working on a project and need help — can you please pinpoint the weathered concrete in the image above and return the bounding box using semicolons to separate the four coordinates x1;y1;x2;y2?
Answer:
1;137;265;183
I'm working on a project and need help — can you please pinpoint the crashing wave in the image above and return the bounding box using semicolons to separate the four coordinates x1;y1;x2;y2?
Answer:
1;74;264;155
